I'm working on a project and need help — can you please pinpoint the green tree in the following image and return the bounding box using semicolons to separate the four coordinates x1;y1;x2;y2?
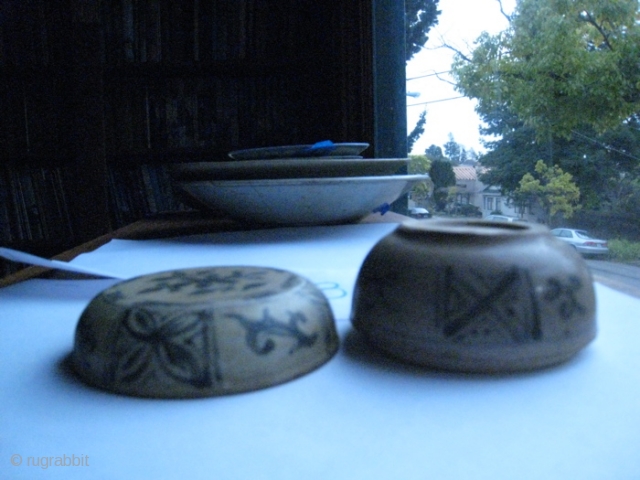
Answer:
409;154;432;175
515;160;581;224
407;111;426;152
443;133;464;164
425;144;444;160
408;154;433;200
406;2;441;150
478;106;640;209
609;175;640;214
429;159;456;211
451;0;640;139
405;0;441;62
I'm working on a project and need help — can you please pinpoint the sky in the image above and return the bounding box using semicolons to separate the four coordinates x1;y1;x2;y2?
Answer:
406;0;517;156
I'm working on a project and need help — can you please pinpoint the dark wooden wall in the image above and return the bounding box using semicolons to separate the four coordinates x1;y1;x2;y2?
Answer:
0;0;405;274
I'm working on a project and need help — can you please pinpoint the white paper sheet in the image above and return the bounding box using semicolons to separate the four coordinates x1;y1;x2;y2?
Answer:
1;278;640;480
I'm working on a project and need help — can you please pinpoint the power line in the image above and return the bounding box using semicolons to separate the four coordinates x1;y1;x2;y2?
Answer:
407;95;466;106
571;130;640;162
406;70;452;80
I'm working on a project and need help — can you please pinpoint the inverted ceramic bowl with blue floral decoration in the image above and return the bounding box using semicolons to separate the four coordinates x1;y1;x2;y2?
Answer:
72;266;339;398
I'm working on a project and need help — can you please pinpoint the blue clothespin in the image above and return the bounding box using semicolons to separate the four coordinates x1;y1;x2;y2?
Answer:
373;203;391;215
305;140;336;156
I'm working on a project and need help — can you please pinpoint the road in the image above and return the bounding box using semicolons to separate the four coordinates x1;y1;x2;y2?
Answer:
586;259;640;299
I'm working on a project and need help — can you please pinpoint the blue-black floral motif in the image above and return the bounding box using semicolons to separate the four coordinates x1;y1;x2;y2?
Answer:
112;306;214;389
439;266;542;343
544;276;585;320
227;308;318;355
135;269;274;298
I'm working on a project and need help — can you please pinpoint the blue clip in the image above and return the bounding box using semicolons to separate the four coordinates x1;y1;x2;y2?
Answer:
373;203;391;215
306;140;336;156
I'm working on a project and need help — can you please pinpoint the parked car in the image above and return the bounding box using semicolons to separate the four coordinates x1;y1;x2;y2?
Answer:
484;214;521;222
409;207;432;219
550;228;609;256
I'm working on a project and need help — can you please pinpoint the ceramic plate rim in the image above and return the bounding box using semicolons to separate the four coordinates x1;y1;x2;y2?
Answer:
178;173;429;187
228;142;370;160
170;157;410;179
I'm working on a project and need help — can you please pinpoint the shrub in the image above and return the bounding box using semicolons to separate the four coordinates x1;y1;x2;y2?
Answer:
608;239;640;263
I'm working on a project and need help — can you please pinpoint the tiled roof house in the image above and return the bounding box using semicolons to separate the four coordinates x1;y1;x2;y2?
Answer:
452;164;538;220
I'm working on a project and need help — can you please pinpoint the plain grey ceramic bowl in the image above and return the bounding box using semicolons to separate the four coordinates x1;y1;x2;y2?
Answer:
175;174;429;226
72;266;339;398
351;218;597;373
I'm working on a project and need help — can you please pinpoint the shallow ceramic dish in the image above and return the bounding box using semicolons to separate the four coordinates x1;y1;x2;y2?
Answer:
228;143;369;160
170;157;409;181
175;174;429;226
351;218;597;373
72;266;339;398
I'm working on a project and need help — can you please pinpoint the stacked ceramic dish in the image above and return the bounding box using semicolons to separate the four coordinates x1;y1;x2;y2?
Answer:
170;141;428;226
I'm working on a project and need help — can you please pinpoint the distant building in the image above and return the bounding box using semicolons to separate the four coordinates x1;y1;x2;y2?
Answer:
452;165;540;221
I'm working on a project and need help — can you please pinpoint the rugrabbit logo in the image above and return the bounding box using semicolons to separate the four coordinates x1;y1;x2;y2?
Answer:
10;453;90;469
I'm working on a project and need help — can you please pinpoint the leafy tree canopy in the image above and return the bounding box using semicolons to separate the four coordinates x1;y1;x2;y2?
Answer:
409;154;432;175
515;160;581;222
443;133;461;161
430;159;456;188
408;111;427;152
443;133;468;164
451;0;640;138
429;158;456;210
478;105;640;209
425;144;445;160
408;154;433;199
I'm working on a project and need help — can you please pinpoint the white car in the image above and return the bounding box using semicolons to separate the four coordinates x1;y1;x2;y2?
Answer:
550;228;609;256
409;207;432;219
484;214;521;222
